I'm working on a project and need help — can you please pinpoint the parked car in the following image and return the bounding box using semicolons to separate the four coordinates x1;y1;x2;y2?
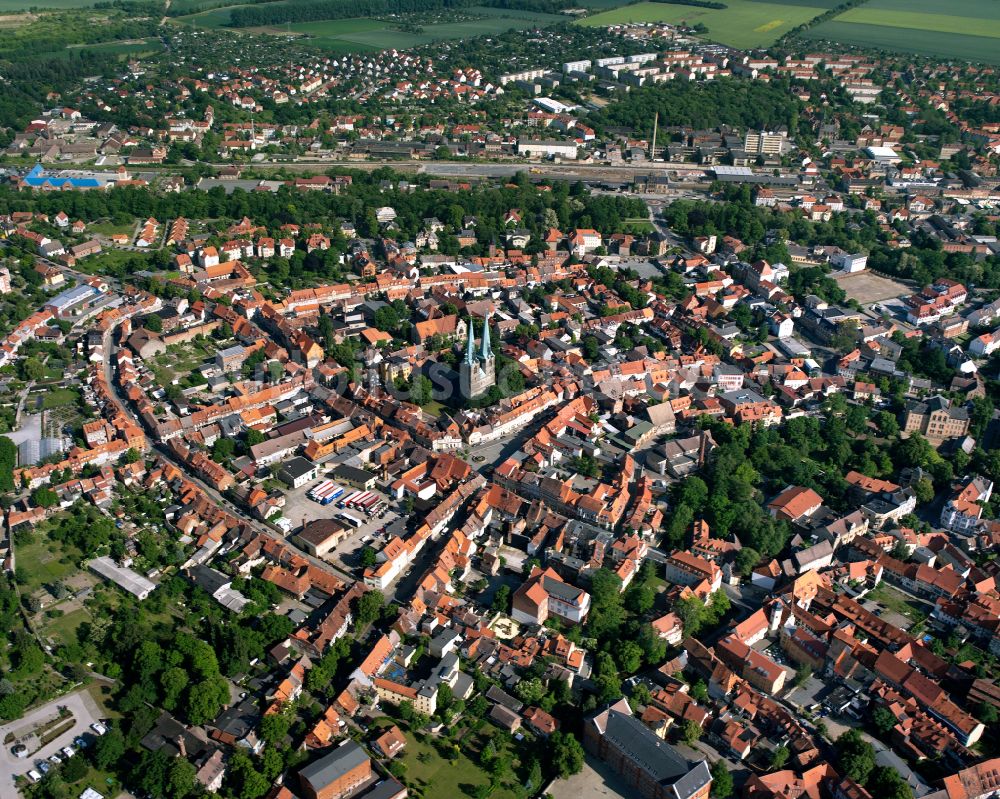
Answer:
49;754;61;765
61;746;75;758
11;744;27;758
90;722;107;736
26;770;42;783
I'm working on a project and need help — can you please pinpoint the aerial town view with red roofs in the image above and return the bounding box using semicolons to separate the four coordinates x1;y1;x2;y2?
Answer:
3;3;1000;799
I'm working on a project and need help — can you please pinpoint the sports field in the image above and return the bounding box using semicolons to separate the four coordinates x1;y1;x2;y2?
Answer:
577;0;836;49
799;0;1000;63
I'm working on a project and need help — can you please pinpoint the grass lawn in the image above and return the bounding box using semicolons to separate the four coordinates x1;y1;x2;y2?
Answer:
42;387;80;410
43;606;91;647
72;247;144;277
421;399;447;418
86;220;133;237
577;0;833;48
397;730;519;799
54;762;120;799
16;529;81;592
867;583;928;622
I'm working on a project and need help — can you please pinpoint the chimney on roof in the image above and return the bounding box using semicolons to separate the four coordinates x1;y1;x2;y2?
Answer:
176;734;187;758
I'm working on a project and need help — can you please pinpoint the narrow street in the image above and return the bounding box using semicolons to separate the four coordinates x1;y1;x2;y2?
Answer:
99;326;355;585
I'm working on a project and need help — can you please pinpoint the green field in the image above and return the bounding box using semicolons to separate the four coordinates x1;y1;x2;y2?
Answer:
42;387;80;409
577;0;835;48
0;0;97;10
799;0;1000;63
177;3;565;50
16;531;81;592
70;37;165;56
44;606;91;647
398;729;519;799
173;1;258;27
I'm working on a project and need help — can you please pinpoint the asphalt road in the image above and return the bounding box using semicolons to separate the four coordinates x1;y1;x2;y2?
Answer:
0;689;103;792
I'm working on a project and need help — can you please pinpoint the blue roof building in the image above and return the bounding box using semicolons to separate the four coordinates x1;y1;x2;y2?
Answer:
22;164;102;190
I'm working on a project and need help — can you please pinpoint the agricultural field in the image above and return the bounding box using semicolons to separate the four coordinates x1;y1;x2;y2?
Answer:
577;0;837;49
799;0;1000;64
0;0;97;10
176;3;566;50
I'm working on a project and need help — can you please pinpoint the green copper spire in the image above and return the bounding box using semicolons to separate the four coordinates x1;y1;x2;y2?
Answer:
464;317;477;366
480;312;491;361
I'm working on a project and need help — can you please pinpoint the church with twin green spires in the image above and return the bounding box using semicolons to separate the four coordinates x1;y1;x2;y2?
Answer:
459;313;496;400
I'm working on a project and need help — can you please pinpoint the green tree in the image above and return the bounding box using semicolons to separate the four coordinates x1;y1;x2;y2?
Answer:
260;712;291;746
681;719;702;744
212;437;236;463
548;731;585;779
92;727;125;770
185;677;229;725
914;478;935;504
868;766;914;799
145;314;163;333
871;705;897;738
835;729;876;784
734;547;761;576
354;589;384;628
616;641;644;675
624;583;655;615
770;746;790;770
492;584;511;613
711;761;734;799
594;651;622;704
22;357;44;381
62;754;88;782
360;546;378;569
0;436;16;492
31;487;58;508
410;374;433;406
631;682;652;707
515;677;547;705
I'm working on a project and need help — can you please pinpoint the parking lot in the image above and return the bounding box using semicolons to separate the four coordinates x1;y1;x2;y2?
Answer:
280;476;392;530
0;689;105;792
279;477;405;572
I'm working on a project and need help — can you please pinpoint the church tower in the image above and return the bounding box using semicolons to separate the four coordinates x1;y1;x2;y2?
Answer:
459;313;496;400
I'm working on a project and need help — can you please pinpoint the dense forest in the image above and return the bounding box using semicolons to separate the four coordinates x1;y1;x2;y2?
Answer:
591;79;801;139
0;52;120;132
0;4;158;131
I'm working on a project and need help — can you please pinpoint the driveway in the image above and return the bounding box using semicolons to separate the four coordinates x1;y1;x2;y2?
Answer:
0;688;103;791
